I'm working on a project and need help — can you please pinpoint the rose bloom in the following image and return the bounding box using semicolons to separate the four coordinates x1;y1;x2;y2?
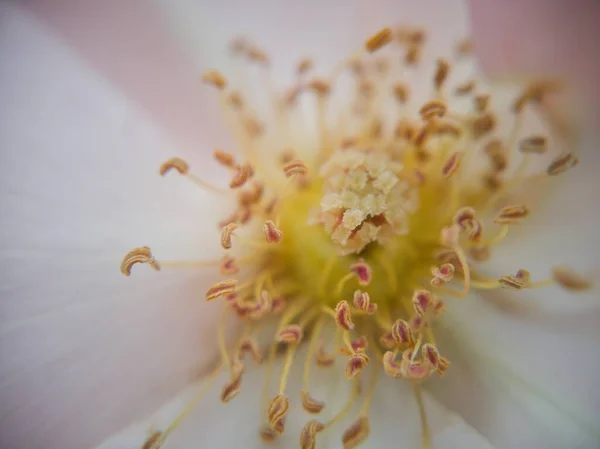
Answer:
1;1;599;449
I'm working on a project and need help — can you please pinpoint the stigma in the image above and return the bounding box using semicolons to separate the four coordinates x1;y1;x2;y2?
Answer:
121;25;591;449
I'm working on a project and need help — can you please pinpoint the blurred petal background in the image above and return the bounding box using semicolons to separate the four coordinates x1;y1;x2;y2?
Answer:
1;1;599;449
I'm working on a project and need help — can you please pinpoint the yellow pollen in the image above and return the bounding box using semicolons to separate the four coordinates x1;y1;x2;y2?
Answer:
120;23;592;449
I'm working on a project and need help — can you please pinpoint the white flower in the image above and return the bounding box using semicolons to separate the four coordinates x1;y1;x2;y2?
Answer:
1;2;599;449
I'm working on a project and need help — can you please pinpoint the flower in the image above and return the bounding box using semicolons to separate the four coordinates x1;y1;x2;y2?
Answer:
2;2;600;449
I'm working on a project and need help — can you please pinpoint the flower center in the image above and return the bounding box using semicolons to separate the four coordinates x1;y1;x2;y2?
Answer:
121;26;590;449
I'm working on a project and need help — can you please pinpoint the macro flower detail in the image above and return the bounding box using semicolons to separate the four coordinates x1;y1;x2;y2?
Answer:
119;23;594;449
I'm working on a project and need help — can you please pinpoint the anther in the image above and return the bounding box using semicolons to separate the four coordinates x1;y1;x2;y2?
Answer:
442;151;461;177
494;205;529;224
434;58;450;90
301;391;325;414
316;345;335;367
391;319;414;346
201;70;227;89
229;163;253;189
159;157;189;176
283;160;308;177
120;247;160;276
214;149;236;168
471;113;496;138
419;100;447;120
350;259;372;286
484;140;507;172
263;220;283;243
365;27;393;53
142;432;164;449
297;58;314;75
498;269;531;290
267;395;289;434
219;255;239;275
547;152;579;176
247;47;269;65
455;80;475;95
221;223;237;249
308;79;331;97
335;300;354;331
345;352;370;378
474;94;490;112
412;289;433;316
383;351;403;377
552;266;592;292
342;416;370;449
519;135;547;154
300;420;325;449
276;324;303;344
422;343;449;375
206;279;238;301
237;338;263;364
352;290;377;314
392;83;409;104
227;91;244;109
221;361;244;403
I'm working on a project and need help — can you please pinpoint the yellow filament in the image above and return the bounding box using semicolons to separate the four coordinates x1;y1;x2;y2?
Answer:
342;331;354;352
360;362;380;414
413;384;431;449
335;272;356;296
303;317;326;389
479;224;509;247
278;311;315;395
187;173;230;195
453;245;471;297
159;259;222;268
323;379;361;430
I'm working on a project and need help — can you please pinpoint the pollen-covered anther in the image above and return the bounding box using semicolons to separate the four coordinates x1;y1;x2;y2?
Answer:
453;207;483;241
552;266;592;292
283;159;308;178
159;157;189;176
221;360;244;403
141;431;164;449
229;163;253;189
260;426;278;443
350;259;372;286
276;324;303;344
400;350;433;381
472;112;496;138
219;255;239;275
382;351;403;377
419;100;447;120
300;420;325;449
342;416;370;449
214;149;236;168
519;135;548;154
340;336;368;356
422;343;450;375
352;290;377;314
455;80;475;95
247;46;269;65
365;27;393;53
201;70;227;89
391;319;414;346
547;152;579;176
301;390;325;414
442;151;462;177
308;79;331;97
335;300;354;331
220;223;237;249
206;279;238;301
434;58;450;89
263;220;283;243
484;140;508;172
237;338;263;364
316;345;335;367
474;94;490;112
297;58;314;75
431;263;455;286
120;247;160;276
412;289;434;316
498;269;531;290
494;205;529;224
393;83;409;103
345;352;370;379
267;395;289;434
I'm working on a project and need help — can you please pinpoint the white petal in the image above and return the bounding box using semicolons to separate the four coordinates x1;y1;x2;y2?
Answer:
0;5;229;449
100;346;495;448
429;295;600;449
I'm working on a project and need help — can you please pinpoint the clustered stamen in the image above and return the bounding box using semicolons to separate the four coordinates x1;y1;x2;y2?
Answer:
121;24;591;449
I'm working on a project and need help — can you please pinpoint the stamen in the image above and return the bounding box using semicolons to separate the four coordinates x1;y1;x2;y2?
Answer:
214;149;237;168
334;300;355;331
519;135;548;154
413;384;432;449
120;247;160;276
219;255;239;275
434;58;450;90
201;70;227;89
341;416;370;449
283;159;309;177
301;390;325;414
263;220;284;243
159;157;189;176
494;205;529;224
350;259;372;286
352;290;377;314
393;83;409;104
220;360;244;403
206;279;238;301
552;266;592;291
300;420;325;449
455;80;475;95
419;100;447;120
141;432;163;449
237;338;263;364
441;151;461;177
276;324;303;344
345;352;370;379
220;223;237;249
391;318;414;346
229;163;253;188
297;58;314;76
266;394;289;434
547;152;579;176
365;27;393;53
474;94;490;112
